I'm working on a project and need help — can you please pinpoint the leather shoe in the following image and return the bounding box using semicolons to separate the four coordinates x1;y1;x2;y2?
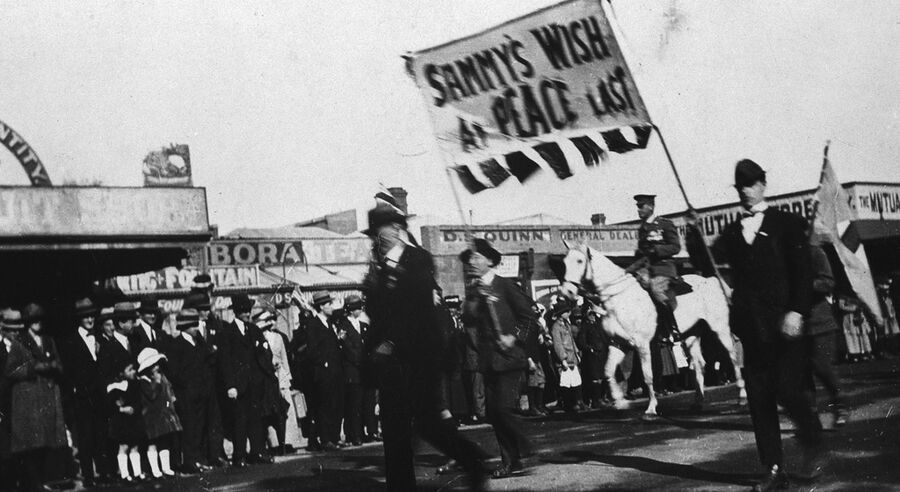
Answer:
248;453;274;464
490;461;524;479
751;465;788;491
321;442;338;452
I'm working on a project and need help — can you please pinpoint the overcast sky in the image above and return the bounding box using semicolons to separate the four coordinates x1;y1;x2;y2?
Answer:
1;1;897;232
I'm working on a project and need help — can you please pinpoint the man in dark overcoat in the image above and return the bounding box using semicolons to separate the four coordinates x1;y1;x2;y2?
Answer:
687;159;823;491
58;298;113;487
363;203;488;491
217;295;272;466
461;238;536;479
305;291;345;450
131;302;162;355
339;295;365;446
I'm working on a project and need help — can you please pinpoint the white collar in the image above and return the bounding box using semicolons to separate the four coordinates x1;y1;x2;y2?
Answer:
749;201;768;214
317;312;331;328
481;269;497;285
78;326;94;338
181;332;195;346
385;242;406;264
643;214;658;224
235;318;246;331
113;331;130;347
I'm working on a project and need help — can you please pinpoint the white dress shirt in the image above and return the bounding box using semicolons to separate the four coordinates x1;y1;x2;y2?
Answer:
235;318;246;336
78;326;98;361
113;331;131;353
741;202;768;245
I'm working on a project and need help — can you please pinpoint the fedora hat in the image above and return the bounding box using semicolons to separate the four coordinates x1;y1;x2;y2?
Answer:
230;294;254;314
176;308;200;330
137;347;167;374
22;303;45;323
97;306;115;322
734;159;766;188
312;291;333;307
113;302;138;320
344;294;364;311
1;309;24;331
363;203;407;236
459;238;502;267
74;298;98;317
138;301;160;315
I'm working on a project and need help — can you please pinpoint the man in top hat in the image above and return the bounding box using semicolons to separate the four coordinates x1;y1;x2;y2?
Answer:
304;291;345;451
132;302;162;355
687;159;822;491
216;294;273;466
58;298;113;487
626;193;683;338
460;238;537;479
166;309;216;473
363;203;489;490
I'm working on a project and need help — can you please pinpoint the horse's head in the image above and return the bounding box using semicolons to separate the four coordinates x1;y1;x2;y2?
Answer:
559;240;593;301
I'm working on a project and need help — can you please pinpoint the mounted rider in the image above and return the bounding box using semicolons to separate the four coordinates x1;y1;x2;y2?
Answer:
624;194;683;339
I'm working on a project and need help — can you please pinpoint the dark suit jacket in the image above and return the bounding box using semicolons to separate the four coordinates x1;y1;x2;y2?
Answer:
364;244;443;369
462;274;536;373
338;318;363;385
98;335;134;383
307;316;344;384
710;208;812;343
217;320;267;395
59;331;105;402
167;335;215;401
131;320;162;355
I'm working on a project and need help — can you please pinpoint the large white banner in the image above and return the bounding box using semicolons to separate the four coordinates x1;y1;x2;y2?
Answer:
407;0;651;192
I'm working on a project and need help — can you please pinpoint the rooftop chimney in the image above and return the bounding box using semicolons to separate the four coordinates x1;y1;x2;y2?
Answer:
590;213;606;226
388;187;409;215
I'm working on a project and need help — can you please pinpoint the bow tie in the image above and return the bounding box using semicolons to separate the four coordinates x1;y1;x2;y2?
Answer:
741;210;762;219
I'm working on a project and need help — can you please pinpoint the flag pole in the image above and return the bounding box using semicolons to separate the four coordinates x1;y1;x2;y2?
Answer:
807;140;831;242
652;124;730;302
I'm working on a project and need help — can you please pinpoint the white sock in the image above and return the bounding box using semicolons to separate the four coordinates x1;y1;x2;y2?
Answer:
129;449;143;477
117;452;130;479
147;447;162;478
160;449;174;475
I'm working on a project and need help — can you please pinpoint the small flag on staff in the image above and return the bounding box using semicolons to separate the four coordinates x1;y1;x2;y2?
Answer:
811;143;883;324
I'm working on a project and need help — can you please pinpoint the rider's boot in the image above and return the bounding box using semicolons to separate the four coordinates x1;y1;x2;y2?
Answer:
664;296;681;342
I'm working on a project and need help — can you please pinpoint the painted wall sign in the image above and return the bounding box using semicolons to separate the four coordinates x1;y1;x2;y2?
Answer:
208;238;371;266
0;119;51;186
115;266;259;292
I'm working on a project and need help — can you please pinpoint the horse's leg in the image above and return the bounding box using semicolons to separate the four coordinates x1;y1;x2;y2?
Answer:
715;329;747;405
635;342;658;416
684;335;706;411
605;345;627;409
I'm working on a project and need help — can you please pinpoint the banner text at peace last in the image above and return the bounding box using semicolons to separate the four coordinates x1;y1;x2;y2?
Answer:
415;13;642;152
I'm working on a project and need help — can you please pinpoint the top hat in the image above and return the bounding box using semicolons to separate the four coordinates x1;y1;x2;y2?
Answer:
74;298;98;317
633;194;656;206
734;159;766;188
230;294;254;314
458;238;502;267
22;303;45;323
1;309;25;331
113;302;138;320
176;308;200;330
137;347;167;374
184;292;212;311
363;203;407;236
343;294;364;311
312;291;333;307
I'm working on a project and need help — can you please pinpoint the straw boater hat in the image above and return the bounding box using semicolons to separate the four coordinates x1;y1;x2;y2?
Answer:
176;308;200;331
253;309;277;330
137;347;167;374
1;309;25;331
74;298;99;318
97;307;115;322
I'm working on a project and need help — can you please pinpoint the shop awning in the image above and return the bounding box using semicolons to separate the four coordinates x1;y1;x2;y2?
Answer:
260;263;368;290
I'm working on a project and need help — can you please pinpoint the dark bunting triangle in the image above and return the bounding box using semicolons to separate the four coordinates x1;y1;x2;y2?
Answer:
505;151;542;183
451;166;488;194
569;136;608;167
601;129;639;153
478;158;511;187
634;125;653;148
533;142;571;179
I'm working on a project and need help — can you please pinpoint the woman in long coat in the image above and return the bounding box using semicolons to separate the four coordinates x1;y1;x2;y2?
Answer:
5;305;67;490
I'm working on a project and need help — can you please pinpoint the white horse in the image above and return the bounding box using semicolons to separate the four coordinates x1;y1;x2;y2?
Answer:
558;243;746;416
